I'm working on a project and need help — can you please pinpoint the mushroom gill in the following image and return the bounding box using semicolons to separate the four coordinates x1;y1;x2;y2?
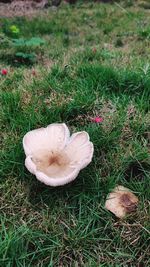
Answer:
32;149;70;178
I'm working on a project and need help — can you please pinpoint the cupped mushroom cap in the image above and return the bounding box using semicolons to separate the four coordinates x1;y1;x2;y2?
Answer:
23;123;70;156
64;131;93;169
23;123;94;186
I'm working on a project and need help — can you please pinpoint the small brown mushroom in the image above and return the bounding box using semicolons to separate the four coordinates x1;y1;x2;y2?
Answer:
105;186;138;218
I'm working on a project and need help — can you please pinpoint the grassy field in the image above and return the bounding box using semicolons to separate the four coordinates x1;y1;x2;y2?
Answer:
0;1;150;266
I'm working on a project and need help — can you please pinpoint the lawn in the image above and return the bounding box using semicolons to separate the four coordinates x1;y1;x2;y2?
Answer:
0;1;150;266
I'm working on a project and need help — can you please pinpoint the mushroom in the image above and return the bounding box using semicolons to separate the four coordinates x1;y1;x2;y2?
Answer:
23;123;94;186
105;185;138;218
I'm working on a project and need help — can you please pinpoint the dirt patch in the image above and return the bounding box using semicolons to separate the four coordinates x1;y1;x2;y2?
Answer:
0;0;49;17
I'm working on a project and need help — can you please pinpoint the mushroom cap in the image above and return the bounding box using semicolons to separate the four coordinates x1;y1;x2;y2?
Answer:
105;185;138;218
23;123;94;186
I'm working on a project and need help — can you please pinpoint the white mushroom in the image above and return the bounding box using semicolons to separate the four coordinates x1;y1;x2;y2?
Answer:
105;185;138;218
23;123;94;186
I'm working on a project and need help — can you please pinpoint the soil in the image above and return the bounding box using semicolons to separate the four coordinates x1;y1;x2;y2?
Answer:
0;0;49;17
0;0;116;17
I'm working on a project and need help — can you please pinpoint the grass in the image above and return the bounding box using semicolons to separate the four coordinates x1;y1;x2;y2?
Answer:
0;1;150;266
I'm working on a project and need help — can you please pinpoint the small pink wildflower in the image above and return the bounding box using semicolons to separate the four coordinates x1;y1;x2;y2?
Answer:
93;48;97;53
91;116;103;123
32;69;36;76
1;69;8;75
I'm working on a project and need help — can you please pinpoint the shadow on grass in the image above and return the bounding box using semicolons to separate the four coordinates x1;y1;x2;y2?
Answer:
124;161;150;181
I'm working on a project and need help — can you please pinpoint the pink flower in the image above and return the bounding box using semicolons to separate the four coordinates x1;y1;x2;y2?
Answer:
32;69;36;76
93;48;97;53
1;69;8;75
91;116;103;123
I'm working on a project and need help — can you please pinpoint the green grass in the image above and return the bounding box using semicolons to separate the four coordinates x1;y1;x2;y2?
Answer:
0;1;150;266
